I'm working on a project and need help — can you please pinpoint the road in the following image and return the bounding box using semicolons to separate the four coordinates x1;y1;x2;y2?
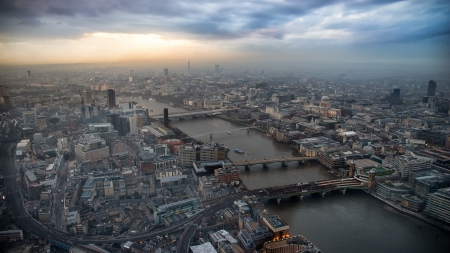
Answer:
1;143;251;248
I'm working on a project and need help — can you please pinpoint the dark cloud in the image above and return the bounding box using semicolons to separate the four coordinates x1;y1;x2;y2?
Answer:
0;0;448;45
46;7;76;17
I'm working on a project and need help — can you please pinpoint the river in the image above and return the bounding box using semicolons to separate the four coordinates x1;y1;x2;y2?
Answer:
134;98;450;253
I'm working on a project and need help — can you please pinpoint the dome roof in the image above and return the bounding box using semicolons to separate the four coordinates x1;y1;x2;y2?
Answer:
321;96;330;101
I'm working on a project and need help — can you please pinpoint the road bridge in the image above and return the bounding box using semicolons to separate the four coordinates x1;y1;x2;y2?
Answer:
232;156;318;170
255;178;367;204
152;109;229;120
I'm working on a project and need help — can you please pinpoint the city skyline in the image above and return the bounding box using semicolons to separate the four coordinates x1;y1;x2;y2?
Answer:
0;0;449;75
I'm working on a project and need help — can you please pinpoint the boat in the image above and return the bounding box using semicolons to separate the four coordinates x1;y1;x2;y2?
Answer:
227;131;231;134
169;103;176;107
148;98;154;101
234;149;244;154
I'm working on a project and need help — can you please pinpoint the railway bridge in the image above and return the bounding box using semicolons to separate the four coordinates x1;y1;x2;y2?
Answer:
232;156;318;170
254;178;368;204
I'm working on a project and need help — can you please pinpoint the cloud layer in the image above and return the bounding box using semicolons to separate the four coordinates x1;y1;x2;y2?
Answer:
0;0;449;67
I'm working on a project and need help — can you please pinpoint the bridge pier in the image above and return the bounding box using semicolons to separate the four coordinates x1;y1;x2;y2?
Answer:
263;163;269;169
298;160;304;165
276;198;281;204
340;188;347;195
210;133;212;139
281;161;288;167
321;191;326;198
297;195;304;201
245;165;250;171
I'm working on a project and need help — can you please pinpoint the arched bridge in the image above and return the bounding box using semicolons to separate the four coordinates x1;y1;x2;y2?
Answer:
254;178;367;204
232;156;317;169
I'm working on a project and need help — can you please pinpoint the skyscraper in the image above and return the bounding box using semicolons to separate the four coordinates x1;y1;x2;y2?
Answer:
27;70;31;79
427;80;437;97
107;89;116;109
129;70;134;75
393;88;400;98
188;61;190;73
164;68;169;77
163;108;169;127
215;64;219;74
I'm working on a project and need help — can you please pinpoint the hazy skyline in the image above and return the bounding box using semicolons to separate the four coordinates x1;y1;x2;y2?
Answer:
0;0;449;74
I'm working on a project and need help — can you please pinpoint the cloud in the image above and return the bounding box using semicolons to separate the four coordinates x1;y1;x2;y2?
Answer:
46;7;76;17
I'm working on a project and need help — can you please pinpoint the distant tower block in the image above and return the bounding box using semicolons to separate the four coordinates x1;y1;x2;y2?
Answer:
163;108;169;127
107;89;116;109
215;64;219;74
129;70;134;75
427;80;437;97
164;68;169;77
27;70;31;79
188;61;190;73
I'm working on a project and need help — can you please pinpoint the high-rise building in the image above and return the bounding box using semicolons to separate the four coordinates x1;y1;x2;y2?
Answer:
107;113;119;131
427;80;437;97
107;89;116;109
164;68;169;77
393;88;400;98
215;64;220;74
129;69;134;75
188;61;190;73
27;70;31;79
163;108;169;127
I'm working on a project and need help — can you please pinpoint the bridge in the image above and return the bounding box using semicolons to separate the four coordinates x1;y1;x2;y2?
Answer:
152;109;228;120
232;156;318;170
255;178;368;204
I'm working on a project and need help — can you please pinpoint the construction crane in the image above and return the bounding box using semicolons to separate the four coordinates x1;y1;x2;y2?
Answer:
92;88;99;106
78;90;84;106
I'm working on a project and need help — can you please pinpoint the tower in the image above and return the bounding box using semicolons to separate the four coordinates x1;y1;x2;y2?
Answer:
27;70;31;79
188;61;190;73
164;68;169;77
163;108;169;127
427;80;437;97
393;88;400;98
348;161;355;178
107;89;116;109
215;64;219;74
367;173;376;193
129;70;134;75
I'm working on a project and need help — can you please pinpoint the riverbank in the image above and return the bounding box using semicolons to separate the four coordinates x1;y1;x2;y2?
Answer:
369;191;450;232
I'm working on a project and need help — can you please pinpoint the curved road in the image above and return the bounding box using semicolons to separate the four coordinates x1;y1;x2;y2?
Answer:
1;142;252;248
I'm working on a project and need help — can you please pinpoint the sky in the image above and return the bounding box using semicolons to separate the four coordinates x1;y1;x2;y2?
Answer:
0;0;449;73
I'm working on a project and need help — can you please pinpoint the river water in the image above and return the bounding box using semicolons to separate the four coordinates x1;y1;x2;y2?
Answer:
134;98;450;253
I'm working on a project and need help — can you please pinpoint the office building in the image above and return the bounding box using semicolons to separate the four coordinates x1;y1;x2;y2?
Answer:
74;134;109;163
427;80;437;97
23;110;37;125
188;61;190;73
164;68;169;77
215;167;240;185
261;214;289;240
107;89;116;109
104;180;114;197
426;187;450;224
262;235;321;253
215;64;220;74
87;123;118;138
107;113;120;131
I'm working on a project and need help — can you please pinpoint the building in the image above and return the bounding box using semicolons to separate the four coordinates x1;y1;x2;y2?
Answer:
303;95;341;120
400;194;425;212
179;143;230;166
23;110;37;125
393;155;431;179
190;242;217;253
426;187;450;224
107;89;116;109
154;198;199;224
262;235;321;253
86;123;118;138
0;230;23;242
67;211;81;225
427;80;437;97
376;181;412;201
260;214;289;240
74;134;109;163
164;68;169;77
104;180;114;197
215;167;240;185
